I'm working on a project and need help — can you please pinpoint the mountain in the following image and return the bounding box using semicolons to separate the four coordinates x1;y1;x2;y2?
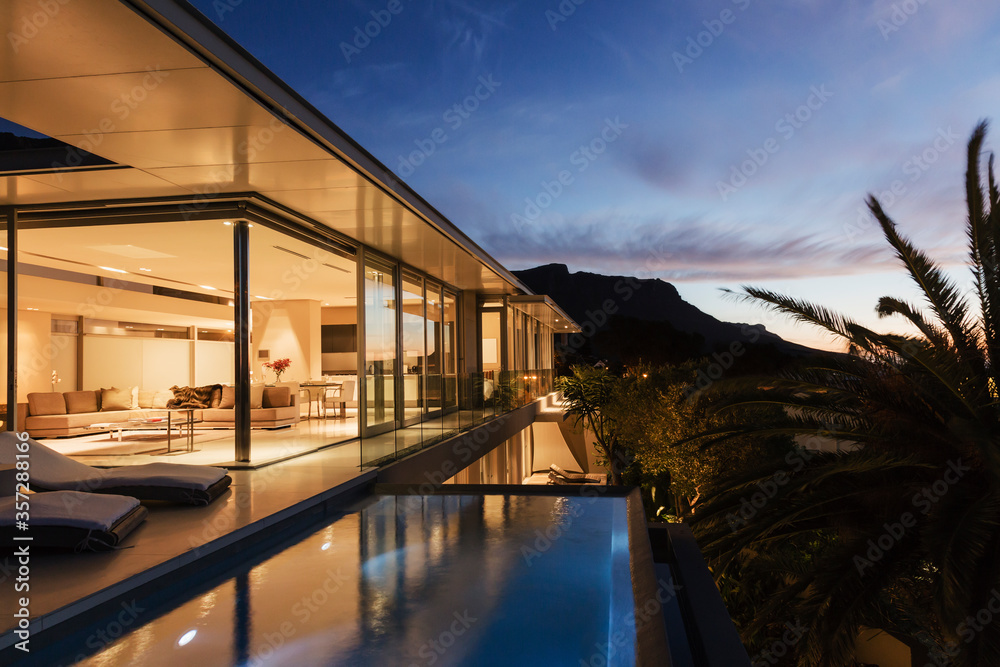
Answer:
513;264;815;365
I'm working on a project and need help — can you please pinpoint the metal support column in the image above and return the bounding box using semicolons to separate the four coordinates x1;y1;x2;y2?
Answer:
234;219;251;462
5;208;16;432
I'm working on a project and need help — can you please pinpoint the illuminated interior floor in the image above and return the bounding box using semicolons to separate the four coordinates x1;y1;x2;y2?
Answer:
43;411;361;468
43;407;502;469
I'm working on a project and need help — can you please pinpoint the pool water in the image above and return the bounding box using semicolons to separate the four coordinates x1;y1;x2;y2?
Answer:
52;494;635;666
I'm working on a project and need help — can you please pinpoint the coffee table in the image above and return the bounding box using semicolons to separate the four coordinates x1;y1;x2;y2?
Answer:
88;409;202;454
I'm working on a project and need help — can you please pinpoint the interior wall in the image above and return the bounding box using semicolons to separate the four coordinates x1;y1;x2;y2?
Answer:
142;338;190;389
252;299;322;382
82;336;217;391
195;340;235;385
321;306;356;325
0;309;56;400
50;333;77;393
481;310;502;372
83;336;142;390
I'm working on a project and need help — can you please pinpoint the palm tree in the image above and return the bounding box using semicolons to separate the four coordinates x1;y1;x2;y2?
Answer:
556;365;626;484
690;121;1000;666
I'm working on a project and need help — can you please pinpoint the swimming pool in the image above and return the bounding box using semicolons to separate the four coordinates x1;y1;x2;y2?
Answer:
42;491;654;666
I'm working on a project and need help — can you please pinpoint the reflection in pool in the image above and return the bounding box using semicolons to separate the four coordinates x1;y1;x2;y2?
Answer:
62;494;631;666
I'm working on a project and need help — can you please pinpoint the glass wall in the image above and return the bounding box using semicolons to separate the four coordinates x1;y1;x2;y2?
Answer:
4;203;544;470
443;291;458;411
425;281;443;417
0;225;7;430
15;218;235;464
248;223;358;463
364;258;397;436
400;272;424;425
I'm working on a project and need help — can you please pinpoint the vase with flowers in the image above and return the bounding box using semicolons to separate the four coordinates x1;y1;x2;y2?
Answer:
263;358;291;382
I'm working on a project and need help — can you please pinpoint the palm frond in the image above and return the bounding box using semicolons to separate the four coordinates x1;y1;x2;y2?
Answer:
876;296;951;348
868;195;982;369
722;287;873;349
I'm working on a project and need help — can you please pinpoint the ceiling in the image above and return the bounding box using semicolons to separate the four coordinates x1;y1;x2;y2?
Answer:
15;220;357;303
0;0;529;295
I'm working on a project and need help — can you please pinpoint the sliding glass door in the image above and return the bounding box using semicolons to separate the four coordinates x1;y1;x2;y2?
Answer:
400;272;424;426
363;257;397;435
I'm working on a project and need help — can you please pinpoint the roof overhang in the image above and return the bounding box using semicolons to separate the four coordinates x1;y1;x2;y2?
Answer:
0;0;537;295
509;295;581;332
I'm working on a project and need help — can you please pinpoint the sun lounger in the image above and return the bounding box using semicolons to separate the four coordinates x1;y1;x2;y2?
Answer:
549;464;607;484
0;433;232;506
546;471;609;486
1;491;147;551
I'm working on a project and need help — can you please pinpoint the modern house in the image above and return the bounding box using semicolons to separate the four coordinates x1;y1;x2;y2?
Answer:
0;2;751;665
0;0;579;470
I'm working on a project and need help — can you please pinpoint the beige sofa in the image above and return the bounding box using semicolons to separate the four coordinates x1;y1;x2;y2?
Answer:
24;386;299;438
200;386;300;429
24;389;160;438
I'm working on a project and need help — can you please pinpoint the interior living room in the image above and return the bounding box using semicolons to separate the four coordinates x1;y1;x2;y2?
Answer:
0;214;362;466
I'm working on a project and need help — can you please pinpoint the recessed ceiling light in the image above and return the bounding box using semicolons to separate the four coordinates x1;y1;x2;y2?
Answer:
321;542;331;551
99;266;128;274
178;629;197;646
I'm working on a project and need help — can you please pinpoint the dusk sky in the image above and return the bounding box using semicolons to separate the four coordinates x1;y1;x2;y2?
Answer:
131;2;1000;348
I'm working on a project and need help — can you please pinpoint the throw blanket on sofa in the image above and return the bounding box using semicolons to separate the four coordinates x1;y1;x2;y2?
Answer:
168;384;223;409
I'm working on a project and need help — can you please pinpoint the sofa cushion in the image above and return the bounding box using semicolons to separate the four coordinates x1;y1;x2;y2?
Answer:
152;390;173;409
138;390;155;409
64;391;99;414
263;387;291;408
101;387;132;411
251;405;298;421
28;392;66;416
250;383;264;409
219;385;235;409
200;408;233;422
200;405;298;423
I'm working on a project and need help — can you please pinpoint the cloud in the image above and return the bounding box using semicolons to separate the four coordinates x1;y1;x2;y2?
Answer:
476;210;905;282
